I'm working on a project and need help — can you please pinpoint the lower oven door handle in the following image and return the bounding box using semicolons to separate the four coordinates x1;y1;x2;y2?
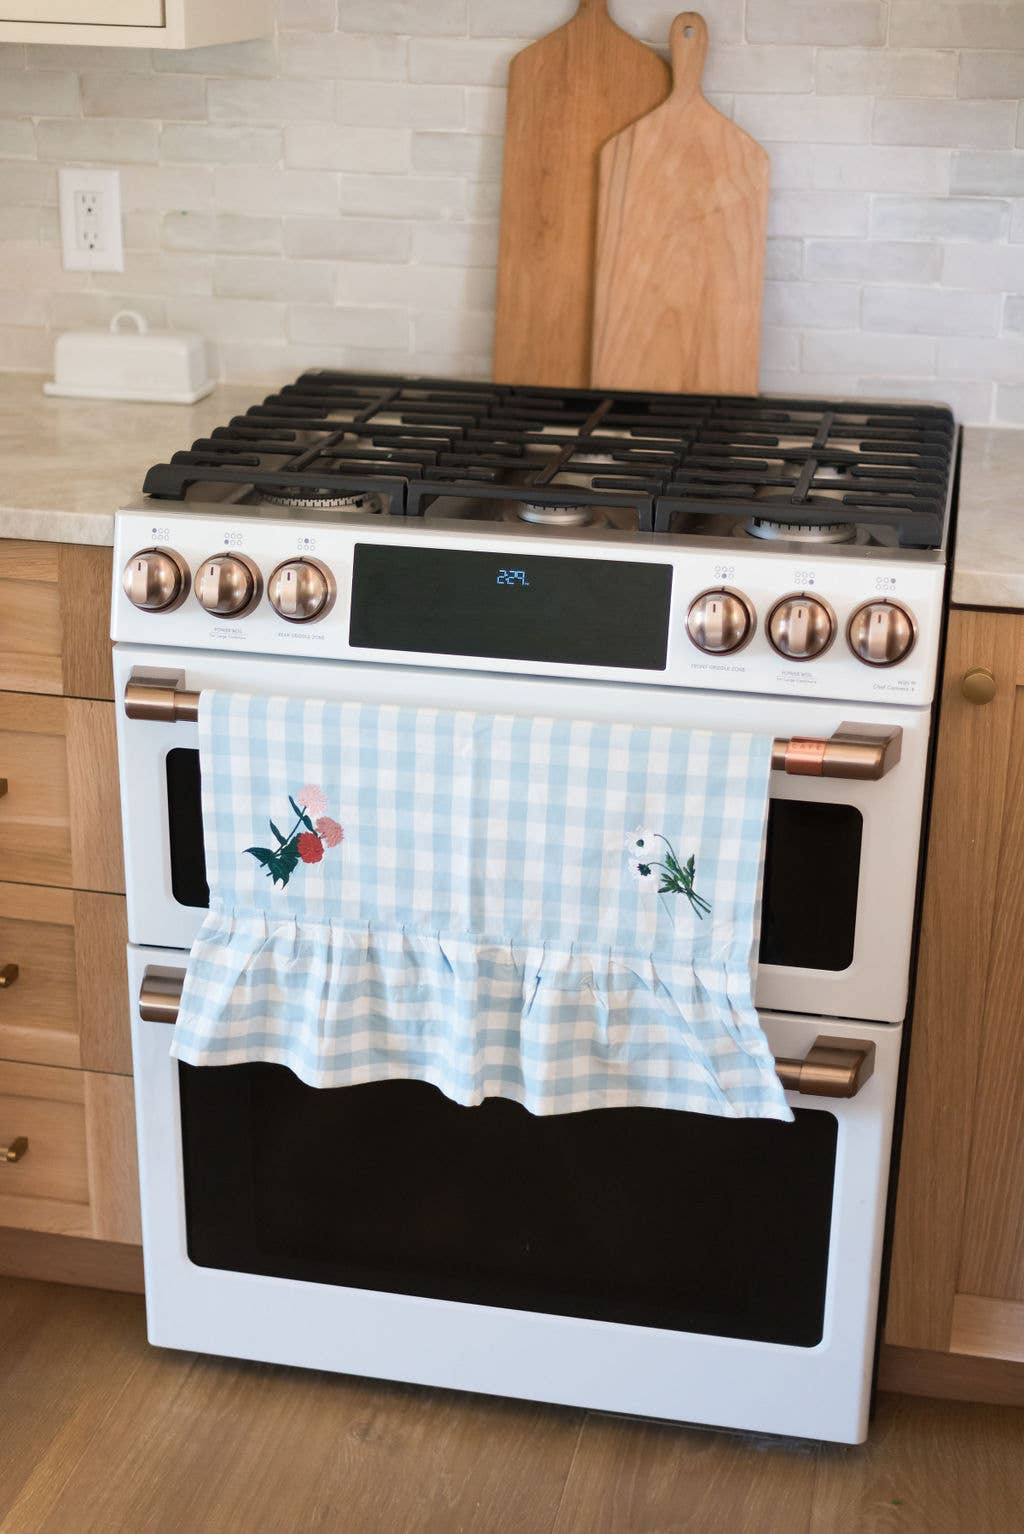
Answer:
137;969;876;1099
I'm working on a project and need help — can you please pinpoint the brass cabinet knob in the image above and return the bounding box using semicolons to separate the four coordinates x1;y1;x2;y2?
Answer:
0;963;18;988
0;1136;28;1164
961;667;997;705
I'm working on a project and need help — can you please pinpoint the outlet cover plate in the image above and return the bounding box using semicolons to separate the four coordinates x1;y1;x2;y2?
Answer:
59;167;124;273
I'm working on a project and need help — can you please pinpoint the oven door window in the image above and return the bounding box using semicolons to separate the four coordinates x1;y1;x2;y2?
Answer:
759;800;863;972
179;1064;838;1347
166;748;209;908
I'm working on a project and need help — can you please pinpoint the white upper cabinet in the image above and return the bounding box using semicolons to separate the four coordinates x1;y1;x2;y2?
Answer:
0;0;272;47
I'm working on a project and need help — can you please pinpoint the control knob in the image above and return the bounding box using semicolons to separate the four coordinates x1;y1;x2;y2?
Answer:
847;600;916;667
267;558;335;623
767;593;835;661
122;548;189;613
686;588;755;655
195;553;261;618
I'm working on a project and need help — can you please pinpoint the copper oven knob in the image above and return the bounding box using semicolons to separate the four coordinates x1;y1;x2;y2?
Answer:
686;588;755;655
767;593;835;661
267;558;335;624
195;553;261;618
847;599;916;667
122;548;189;613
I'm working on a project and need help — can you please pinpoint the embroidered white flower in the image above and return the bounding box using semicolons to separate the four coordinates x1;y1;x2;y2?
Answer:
624;824;711;919
628;856;659;887
625;826;659;858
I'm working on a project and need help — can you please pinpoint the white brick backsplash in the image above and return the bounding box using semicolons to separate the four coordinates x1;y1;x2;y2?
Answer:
0;6;1019;421
938;335;1024;382
409;39;517;87
162;212;281;255
214;255;334;303
811;145;950;195
337;1;466;35
279;33;408;80
81;72;205;121
942;243;1024;290
802;331;937;375
287;303;409;348
412;132;503;178
213;167;335;217
871;197;1009;242
209;79;335;123
1004;295;1024;333
0;69;77;117
413;220;499;267
747;1;885;47
995;383;1024;424
0;122;35;159
958;52;1024;100
36;119;159;163
763;280;860;329
863;285;999;336
160;125;281;165
805;240;941;283
733;95;872;144
285;125;411;173
892;4;1024;50
816;50;956;98
338;175;465;219
873;99;1016;149
284;216;412;261
952;154;1024;197
339;82;464;129
768;192;869;238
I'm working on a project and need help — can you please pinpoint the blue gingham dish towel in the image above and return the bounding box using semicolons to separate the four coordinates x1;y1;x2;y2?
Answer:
172;693;791;1121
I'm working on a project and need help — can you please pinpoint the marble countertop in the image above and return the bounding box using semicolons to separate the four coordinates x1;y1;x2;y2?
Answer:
953;426;1024;610
0;372;259;546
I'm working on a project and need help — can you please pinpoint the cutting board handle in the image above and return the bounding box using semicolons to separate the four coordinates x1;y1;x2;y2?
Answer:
669;12;709;105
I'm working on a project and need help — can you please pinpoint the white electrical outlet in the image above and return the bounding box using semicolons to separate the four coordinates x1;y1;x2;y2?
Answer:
59;167;124;273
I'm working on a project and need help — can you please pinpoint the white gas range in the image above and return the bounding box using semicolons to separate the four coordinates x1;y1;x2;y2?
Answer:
111;373;956;1445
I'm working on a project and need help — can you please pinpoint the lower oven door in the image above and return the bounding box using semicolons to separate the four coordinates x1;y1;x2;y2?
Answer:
115;644;931;1025
129;944;899;1445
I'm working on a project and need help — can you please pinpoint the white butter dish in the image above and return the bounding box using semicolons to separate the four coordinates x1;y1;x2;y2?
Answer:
44;310;214;405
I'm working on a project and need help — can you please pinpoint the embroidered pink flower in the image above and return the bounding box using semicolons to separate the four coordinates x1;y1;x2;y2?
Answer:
298;784;328;819
297;831;324;864
316;816;343;848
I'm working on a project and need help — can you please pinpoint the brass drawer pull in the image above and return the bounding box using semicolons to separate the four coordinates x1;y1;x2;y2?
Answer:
961;667;996;705
1;1136;28;1164
138;967;875;1100
124;671;902;783
0;963;19;988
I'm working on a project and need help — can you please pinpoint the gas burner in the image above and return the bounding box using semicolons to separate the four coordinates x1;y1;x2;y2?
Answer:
505;502;609;529
745;516;858;545
258;489;383;514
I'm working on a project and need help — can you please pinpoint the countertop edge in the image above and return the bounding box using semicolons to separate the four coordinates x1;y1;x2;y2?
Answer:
0;507;115;547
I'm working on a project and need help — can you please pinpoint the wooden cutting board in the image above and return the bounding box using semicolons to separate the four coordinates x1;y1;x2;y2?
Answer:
590;12;769;395
492;0;669;389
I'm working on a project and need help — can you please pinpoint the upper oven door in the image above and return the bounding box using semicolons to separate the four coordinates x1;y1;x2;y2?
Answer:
114;644;931;1024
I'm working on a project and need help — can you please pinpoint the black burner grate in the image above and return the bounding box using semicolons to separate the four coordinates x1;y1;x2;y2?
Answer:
143;371;956;549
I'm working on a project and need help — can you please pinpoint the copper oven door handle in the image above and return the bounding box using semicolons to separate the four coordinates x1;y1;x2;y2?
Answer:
123;671;902;783
138;969;875;1099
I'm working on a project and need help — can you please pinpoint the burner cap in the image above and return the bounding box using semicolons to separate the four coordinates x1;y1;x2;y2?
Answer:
259;489;383;513
511;502;603;528
746;516;857;545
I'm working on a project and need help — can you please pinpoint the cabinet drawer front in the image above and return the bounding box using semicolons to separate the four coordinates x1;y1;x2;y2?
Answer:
4;2;163;24
0;1060;90;1236
0;694;124;894
0;884;130;1072
0;542;113;701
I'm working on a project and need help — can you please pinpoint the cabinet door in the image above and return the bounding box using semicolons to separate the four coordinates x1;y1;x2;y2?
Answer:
0;542;113;701
0;694;124;894
4;1;163;22
0;883;130;1073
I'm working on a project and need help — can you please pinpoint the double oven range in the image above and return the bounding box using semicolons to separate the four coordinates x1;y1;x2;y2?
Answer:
112;373;956;1445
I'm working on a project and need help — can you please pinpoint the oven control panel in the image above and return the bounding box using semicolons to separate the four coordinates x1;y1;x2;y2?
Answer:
113;507;946;704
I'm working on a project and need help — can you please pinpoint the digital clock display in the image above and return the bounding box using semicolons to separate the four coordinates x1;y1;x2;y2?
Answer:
349;545;672;670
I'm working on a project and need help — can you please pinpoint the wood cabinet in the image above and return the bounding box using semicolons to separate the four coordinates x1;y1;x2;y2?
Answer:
0;0;271;46
885;606;1024;1388
0;541;140;1279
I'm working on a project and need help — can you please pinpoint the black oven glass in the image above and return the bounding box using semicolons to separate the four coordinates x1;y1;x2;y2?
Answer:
348;544;672;670
179;1065;837;1346
164;751;863;967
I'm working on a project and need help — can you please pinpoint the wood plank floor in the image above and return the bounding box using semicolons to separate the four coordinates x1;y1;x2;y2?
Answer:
1;1279;1022;1534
